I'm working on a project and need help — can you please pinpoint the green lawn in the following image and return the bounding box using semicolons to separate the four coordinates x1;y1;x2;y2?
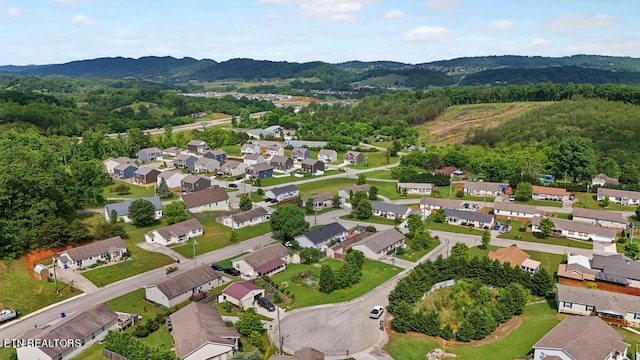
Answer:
339;214;399;226
425;214;486;236
497;220;593;249
396;239;441;262
513;199;563;208
468;245;563;272
297;178;358;196
270;259;401;309
361;169;395;180
0;258;81;317
172;219;273;258
256;170;342;187
103;180;155;199
346;151;399;169
573;192;638;211
385;301;561;360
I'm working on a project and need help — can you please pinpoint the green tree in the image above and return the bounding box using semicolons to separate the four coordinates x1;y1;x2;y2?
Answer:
481;230;491;249
515;182;533;202
411;230;432;251
332;194;342;208
235;309;264;337
455;320;475;342
299;248;320;264
305;197;315;215
355;199;372;219
530;268;554;297
406;214;424;236
113;184;131;194
351;190;367;206
94;219;127;240
68;159;109;206
624;242;640;260
602;195;611;208
450;242;469;259
270;204;309;242
128;199;157;227
538;217;555;238
635;206;640;221
368;185;379;200
248;331;264;352
232;351;262;360
319;264;335;293
356;173;367;185
434;208;446;223
239;194;253;212
390;301;414;333
157;177;172;199
162;201;189;225
550;137;597;183
230;229;238;243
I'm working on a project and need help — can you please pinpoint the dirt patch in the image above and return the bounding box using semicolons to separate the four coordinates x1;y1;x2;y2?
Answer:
0;261;6;271
23;247;73;279
204;231;222;237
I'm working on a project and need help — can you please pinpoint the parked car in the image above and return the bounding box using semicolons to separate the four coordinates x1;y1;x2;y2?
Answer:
223;267;241;276
257;297;276;312
493;223;501;231
463;203;470;209
500;225;509;234
228;183;238;188
235;175;244;180
0;309;18;323
472;204;480;210
569;194;575;201
210;263;224;271
370;305;384;319
509;195;516;202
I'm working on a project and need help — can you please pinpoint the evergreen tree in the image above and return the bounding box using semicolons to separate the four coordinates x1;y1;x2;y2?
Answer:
230;229;238;243
530;268;554;297
481;230;491;249
455;320;475;342
390;301;414;333
128;199;157;227
368;185;378;200
239;194;253;212
157;177;172;199
319;264;335;293
305;197;315;215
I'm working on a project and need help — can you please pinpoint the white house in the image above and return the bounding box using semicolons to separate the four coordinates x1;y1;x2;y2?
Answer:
592;173;619;187
532;185;569;201
264;184;299;202
397;182;433;195
444;208;495;229
104;196;163;223
220;160;248;177
295;222;348;249
157;170;187;189
243;153;266;166
16;304;118;360
317;149;338;163
531;217;617;243
493;201;539;220
571;208;629;230
264;144;284;158
232;243;293;278
463;182;508;197
103;157;135;175
241;143;261;155
220;281;265;309
145;265;222;308
419;197;463;212
194;157;220;173
597;188;640;206
222;207;270;229
352;229;405;260
371;201;411;220
180;187;229;213
57;236;127;270
144;218;204;246
169;302;239;360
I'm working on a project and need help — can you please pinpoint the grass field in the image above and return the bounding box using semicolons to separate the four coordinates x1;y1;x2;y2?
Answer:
346;151;399;169
573;192;638;212
256;170;342;187
103;180;155;199
362;169;395;180
425;214;486;236
396;239;441;262
497;220;593;249
270;258;401;309
385;301;561;360
468;245;563;272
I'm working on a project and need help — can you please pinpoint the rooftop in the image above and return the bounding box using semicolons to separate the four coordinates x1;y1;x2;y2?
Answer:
296;222;347;245
181;187;229;208
371;201;410;215
444;208;494;224
488;246;532;267
147;218;203;240
268;184;299;196
153;265;221;300
63;236;127;261
356;229;404;253
236;243;291;269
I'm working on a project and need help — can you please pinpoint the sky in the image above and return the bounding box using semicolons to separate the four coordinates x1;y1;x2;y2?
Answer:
1;0;639;65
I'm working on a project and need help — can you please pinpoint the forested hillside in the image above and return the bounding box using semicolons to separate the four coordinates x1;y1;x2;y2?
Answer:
460;66;640;86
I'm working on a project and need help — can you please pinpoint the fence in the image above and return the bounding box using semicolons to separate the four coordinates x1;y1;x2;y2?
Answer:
103;349;129;360
254;278;291;306
190;208;241;219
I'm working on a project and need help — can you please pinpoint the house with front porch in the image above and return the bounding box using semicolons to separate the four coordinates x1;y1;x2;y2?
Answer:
221;282;265;310
397;182;433;195
133;166;161;185
371;201;411;220
57;236;127;270
232;243;293;278
532;185;569;201
463;182;508;197
493;201;539;221
222;207;270;229
270;155;294;173
572;208;628;231
203;149;227;163
144;218;203;246
444;208;494;229
531;217;617;243
597;188;640;206
186;139;209;153
351;229;405;260
145;265;222;308
180;187;229;212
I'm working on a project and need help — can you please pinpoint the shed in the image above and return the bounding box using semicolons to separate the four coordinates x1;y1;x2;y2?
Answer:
34;264;50;280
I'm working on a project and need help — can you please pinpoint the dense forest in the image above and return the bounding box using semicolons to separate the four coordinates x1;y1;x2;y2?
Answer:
459;66;640;86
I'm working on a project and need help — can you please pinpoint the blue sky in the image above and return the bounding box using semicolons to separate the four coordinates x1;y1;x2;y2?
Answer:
1;0;639;65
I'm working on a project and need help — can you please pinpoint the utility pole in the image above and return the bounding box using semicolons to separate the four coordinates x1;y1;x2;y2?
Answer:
193;241;198;267
631;223;636;243
446;239;450;257
52;253;59;295
277;307;283;354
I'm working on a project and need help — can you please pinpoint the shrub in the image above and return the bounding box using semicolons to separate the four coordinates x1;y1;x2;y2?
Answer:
166;266;178;274
365;225;377;232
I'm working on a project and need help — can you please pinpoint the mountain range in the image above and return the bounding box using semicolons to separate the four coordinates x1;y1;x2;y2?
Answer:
2;55;640;89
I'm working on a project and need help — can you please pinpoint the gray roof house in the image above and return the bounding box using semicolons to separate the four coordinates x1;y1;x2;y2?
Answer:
463;182;508;196
113;163;138;179
232;243;293;278
104;196;163;223
145;265;223;307
597;187;640;206
181;187;229;212
343;151;364;165
103;157;136;174
270;155;294;172
16;304;119;360
169;302;239;360
572;208;629;230
181;174;212;193
371;201;411;220
265;184;299;202
144;218;204;246
531;217;617;243
194;157;220;173
220;160;248;177
57;236;127;271
292;148;311;163
338;184;371;200
592;173;620;187
186;139;209;153
173;154;198;169
302;192;335;210
317;149;337;163
420;197;463;211
295;222;348;249
133;166;161;185
301;158;325;174
444;208;494;229
138;147;163;162
241;143;261;155
245;162;273;179
222;207;270;229
493;201;539;220
203;149;227;163
591;253;640;287
532;315;628;360
397;182;433;195
243;153;266;166
352;229;405;260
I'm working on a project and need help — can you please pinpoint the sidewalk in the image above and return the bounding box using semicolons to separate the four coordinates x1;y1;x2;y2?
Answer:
137;241;187;261
55;268;99;294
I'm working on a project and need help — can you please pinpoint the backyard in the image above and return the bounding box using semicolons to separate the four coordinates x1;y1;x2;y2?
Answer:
102;179;155;199
468;245;563;272
425;214;486;236
497;220;593;249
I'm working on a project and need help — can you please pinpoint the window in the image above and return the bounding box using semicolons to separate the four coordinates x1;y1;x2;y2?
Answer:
91;332;96;339
564;302;572;309
634;313;640;320
586;305;595;312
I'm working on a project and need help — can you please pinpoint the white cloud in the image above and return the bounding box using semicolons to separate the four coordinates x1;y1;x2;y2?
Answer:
71;14;96;25
53;0;95;3
259;0;372;22
488;20;516;31
265;11;280;20
384;9;405;20
6;7;22;16
236;15;249;22
526;37;551;50
545;14;621;33
564;37;640;57
426;0;459;12
401;26;452;42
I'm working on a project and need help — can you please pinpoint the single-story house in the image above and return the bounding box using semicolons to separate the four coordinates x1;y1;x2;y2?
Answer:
265;184;299;202
397;182;433;195
163;146;185;157
302;192;335;210
169;302;239;360
488;246;540;274
295;222;348;249
301;158;325;174
531;217;617;243
371;201;411;220
444;208;495;229
104;196;163;223
138;147;163;162
144;218;203;246
16;304;118;360
158;170;187;189
220;160;248;177
597;187;640;206
343;151;364;165
113;163;138;179
284;140;328;148
270;155;294;172
57;236;127;270
222;207;270;229
181;188;229;212
532;315;628;360
463;182;508;197
493;201;539;220
145;265;222;308
194;157;220;173
589;254;640;295
246;162;274;180
103;157;136;175
317;149;337;163
338;184;371;201
269;348;325;360
186;139;209;153
181;174;212;193
265;144;284;158
232;243;293;278
419;197;463;212
434;166;462;176
556;283;640;328
351;229;404;260
241;143;261;155
592;173;620;187
173;154;198;169
571;208;628;230
532;185;569;201
220;281;265;309
134;166;161;185
203;149;227;163
292;148;311;163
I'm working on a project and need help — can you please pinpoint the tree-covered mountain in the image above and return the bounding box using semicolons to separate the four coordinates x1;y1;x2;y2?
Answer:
460;66;640;86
